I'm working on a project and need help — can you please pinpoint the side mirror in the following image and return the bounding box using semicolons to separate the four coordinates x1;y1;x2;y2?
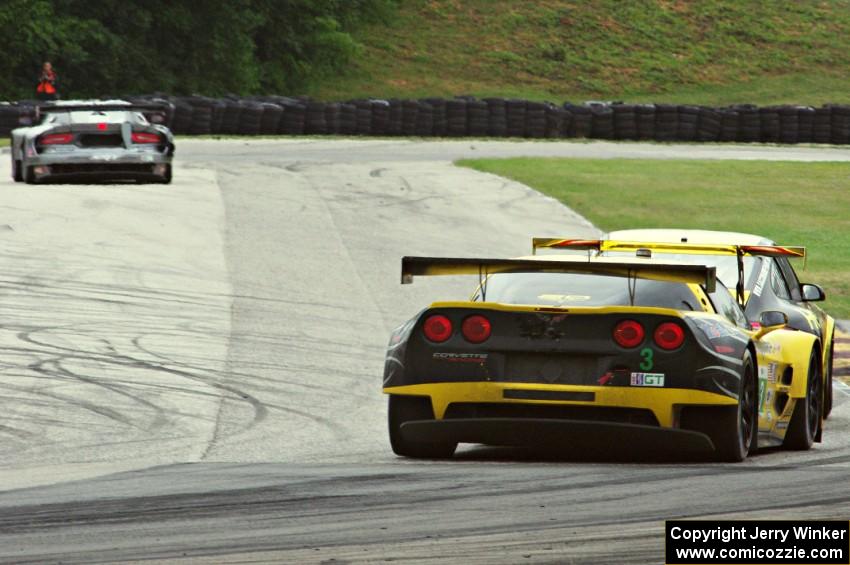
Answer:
801;283;826;302
753;310;788;339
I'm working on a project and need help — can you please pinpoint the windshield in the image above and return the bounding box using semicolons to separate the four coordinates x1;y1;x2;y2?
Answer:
474;272;704;311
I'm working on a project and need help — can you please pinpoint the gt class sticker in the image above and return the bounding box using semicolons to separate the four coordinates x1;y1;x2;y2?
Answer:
630;372;665;387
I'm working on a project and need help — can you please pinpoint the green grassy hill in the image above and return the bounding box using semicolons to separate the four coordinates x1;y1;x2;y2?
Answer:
309;0;850;106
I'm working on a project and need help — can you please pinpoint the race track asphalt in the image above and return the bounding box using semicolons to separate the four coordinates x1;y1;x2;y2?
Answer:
0;139;848;564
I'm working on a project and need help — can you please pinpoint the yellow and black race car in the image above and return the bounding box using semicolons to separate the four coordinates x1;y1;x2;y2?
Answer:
383;253;825;462
601;229;836;418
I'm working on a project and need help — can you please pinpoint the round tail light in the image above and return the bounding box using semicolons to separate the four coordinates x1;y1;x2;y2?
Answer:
462;315;491;343
423;315;452;343
654;322;685;350
613;320;644;348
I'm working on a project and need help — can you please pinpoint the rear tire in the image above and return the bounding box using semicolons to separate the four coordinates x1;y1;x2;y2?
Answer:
784;349;821;450
685;350;757;462
388;395;456;459
157;164;172;184
12;159;22;182
23;165;37;185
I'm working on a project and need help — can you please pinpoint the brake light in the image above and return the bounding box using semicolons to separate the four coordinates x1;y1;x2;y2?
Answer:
423;315;452;343
654;322;685;350
97;123;108;131
462;315;491;343
613;320;644;348
131;132;161;144
39;133;73;145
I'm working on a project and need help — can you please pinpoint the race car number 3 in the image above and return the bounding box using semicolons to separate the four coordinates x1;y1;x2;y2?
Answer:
639;347;654;370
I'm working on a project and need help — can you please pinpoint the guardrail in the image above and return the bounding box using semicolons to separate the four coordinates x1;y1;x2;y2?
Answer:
3;95;850;144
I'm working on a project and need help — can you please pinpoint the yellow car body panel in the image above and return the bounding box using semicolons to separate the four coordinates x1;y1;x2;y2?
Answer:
383;381;736;428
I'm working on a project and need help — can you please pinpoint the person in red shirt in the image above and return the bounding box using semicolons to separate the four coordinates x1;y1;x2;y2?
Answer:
36;61;58;101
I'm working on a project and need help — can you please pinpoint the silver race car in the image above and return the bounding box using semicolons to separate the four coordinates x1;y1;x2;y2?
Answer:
10;100;174;184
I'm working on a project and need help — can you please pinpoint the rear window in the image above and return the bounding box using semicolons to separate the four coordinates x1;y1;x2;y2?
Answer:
68;110;131;123
475;272;703;310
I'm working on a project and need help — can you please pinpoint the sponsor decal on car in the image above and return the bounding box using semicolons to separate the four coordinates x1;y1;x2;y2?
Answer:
630;372;665;387
752;263;770;298
767;362;777;383
432;352;489;363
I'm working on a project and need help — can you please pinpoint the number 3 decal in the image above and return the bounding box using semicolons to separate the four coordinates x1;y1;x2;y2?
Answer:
639;347;654;371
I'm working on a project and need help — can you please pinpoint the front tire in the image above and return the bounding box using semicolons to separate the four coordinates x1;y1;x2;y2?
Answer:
12;159;22;182
823;338;834;419
784;349;821;450
388;395;456;459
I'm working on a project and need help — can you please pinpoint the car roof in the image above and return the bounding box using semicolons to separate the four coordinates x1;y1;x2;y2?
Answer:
604;228;773;246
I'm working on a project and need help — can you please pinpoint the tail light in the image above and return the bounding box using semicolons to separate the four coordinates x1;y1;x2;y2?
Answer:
38;133;74;145
654;322;685;350
462;315;491;343
423;315;452;343
613;320;644;348
131;132;162;144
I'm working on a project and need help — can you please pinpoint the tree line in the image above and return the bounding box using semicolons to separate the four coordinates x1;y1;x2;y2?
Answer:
0;0;397;100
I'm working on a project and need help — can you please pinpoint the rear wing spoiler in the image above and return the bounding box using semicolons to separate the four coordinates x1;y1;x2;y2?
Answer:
531;238;806;259
36;103;171;124
532;238;805;305
401;256;716;292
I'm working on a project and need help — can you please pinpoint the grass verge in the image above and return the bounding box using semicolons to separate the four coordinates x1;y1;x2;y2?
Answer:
458;157;850;317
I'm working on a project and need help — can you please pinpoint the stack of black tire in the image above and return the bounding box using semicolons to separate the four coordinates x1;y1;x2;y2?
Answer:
613;104;637;140
484;98;507;137
545;103;567;138
830;105;850;144
466;99;488;137
587;102;614;139
338;102;357;135
564;103;592;138
654;104;678;142
677;106;699;141
0;103;37;136
9;94;850;145
505;100;527;137
635;104;655;140
415;101;434;136
812;106;832;143
185;96;215;135
445;99;468;136
696;107;721;142
260;102;284;134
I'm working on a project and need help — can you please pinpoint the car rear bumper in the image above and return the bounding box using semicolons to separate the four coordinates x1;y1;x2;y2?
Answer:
400;417;715;454
384;381;738;429
25;150;171;179
27;149;171;167
34;162;168;180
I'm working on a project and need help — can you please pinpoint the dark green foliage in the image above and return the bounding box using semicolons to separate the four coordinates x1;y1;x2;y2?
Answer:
0;0;397;99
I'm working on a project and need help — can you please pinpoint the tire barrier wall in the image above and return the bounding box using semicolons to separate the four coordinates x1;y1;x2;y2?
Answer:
4;96;850;144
